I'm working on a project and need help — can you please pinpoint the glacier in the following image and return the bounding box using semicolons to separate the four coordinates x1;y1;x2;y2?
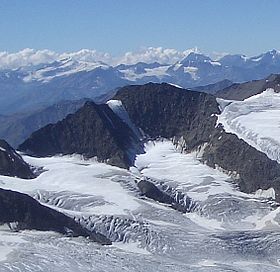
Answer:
1;141;280;271
218;88;280;163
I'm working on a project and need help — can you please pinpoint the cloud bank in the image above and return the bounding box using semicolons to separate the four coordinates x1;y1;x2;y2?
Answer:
0;47;200;69
117;47;198;65
0;48;58;69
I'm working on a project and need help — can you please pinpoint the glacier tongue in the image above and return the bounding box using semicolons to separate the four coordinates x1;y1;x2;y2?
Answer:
1;141;280;271
217;88;280;162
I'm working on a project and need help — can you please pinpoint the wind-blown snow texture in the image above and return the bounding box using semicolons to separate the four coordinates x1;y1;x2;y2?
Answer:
218;88;280;162
1;141;280;271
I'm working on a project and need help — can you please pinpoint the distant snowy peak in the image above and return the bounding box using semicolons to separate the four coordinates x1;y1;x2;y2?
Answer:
23;57;110;82
180;52;213;65
118;62;170;81
219;49;280;67
251;49;280;64
2;48;280;116
164;53;223;83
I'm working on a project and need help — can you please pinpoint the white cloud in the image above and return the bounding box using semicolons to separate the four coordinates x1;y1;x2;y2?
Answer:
60;49;112;64
0;47;201;69
0;48;59;69
116;47;199;65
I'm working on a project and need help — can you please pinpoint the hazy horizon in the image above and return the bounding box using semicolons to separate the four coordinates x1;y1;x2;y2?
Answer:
1;0;280;57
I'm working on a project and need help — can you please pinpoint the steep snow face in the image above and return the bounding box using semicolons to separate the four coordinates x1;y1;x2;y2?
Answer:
218;89;280;162
1;143;280;271
106;99;143;139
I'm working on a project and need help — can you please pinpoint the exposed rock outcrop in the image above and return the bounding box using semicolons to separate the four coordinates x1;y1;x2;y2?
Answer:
114;83;280;201
19;101;144;168
0;139;34;179
201;127;280;198
19;82;280;201
137;177;196;213
0;188;111;245
191;79;233;95
114;83;220;150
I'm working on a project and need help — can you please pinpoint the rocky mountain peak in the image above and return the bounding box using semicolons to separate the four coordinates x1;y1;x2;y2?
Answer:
19;100;144;168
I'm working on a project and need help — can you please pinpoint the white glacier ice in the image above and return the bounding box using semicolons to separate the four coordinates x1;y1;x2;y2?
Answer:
218;88;280;162
1;142;280;271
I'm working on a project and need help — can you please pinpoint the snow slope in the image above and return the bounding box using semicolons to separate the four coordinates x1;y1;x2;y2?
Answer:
135;141;240;202
23;58;109;83
0;155;140;216
218;88;280;162
1;142;280;271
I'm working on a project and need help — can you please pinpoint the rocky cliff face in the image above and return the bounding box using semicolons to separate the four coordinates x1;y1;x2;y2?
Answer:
19;83;280;201
114;83;280;200
0;188;111;245
19;101;144;168
0;139;34;179
114;83;220;150
201;127;280;198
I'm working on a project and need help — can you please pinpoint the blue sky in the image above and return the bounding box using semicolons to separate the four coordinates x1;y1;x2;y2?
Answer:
0;0;280;56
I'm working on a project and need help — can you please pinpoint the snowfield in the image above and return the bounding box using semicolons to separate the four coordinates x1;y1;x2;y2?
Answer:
218;88;280;162
23;58;110;83
1;141;280;271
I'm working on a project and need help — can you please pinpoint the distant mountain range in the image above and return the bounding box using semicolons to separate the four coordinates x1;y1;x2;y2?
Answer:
216;73;280;100
0;98;89;147
1;49;280;115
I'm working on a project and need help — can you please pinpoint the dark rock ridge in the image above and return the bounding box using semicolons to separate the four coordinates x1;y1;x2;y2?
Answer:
19;101;144;168
0;188;111;245
0;139;34;179
114;83;220;151
137;177;197;213
114;83;280;201
0;98;89;148
19;83;280;201
201;127;280;198
216;74;280;100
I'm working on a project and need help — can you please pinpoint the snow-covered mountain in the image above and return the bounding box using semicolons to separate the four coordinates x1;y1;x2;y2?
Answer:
2;82;280;271
2;83;280;271
18;83;280;201
1;49;280;115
